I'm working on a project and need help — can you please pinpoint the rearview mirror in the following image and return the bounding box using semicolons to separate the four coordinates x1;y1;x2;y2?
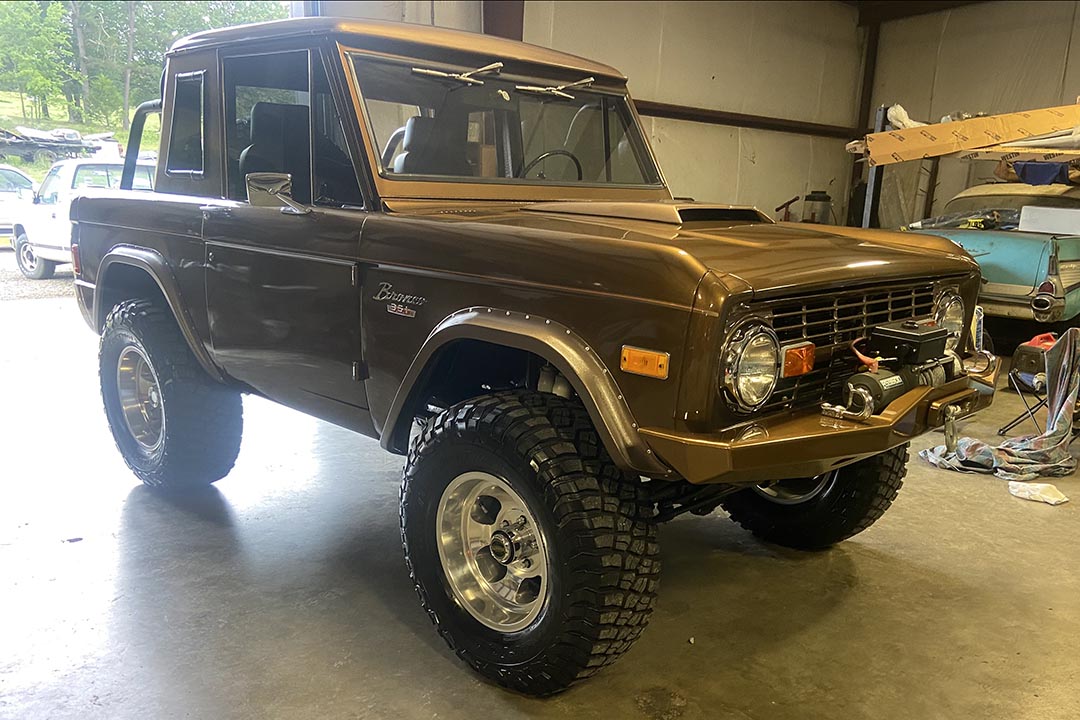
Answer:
245;172;310;215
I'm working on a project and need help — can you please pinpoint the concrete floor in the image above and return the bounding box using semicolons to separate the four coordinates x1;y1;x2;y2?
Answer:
1;265;1078;719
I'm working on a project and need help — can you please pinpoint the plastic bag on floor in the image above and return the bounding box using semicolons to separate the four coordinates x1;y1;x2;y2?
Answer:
1007;481;1070;505
919;328;1080;482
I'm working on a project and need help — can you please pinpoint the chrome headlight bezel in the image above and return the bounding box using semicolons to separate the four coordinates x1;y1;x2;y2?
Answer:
721;318;781;413
935;291;966;352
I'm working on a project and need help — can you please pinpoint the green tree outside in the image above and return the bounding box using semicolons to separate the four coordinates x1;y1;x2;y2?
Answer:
0;0;288;180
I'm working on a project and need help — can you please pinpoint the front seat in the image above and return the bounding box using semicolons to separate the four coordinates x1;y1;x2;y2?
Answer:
392;116;437;175
239;102;312;203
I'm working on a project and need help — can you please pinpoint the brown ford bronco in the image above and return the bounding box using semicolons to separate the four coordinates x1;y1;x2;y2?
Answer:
71;18;998;695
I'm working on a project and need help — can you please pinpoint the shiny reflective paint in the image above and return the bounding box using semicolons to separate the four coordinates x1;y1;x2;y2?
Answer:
71;18;989;484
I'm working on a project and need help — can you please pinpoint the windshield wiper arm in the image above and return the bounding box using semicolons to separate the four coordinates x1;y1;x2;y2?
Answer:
515;76;595;99
412;61;504;86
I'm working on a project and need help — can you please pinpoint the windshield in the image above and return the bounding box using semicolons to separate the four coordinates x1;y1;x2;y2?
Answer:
349;54;662;187
944;194;1080;215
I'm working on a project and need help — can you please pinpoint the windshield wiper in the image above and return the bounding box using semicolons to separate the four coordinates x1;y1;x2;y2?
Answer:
515;76;595;100
412;61;503;86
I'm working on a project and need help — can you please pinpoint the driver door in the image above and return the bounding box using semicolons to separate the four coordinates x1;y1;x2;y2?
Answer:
203;47;372;432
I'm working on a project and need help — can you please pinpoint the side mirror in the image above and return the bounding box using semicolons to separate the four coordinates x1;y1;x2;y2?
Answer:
245;172;310;215
32;194;40;205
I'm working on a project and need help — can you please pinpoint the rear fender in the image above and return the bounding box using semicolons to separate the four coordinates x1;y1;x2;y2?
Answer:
94;246;223;382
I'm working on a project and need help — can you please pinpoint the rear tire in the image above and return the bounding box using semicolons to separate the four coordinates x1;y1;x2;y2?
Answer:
100;299;242;490
400;391;658;696
15;234;55;280
720;445;908;550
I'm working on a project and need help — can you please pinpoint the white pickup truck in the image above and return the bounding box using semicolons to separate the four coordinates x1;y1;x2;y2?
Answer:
14;158;154;279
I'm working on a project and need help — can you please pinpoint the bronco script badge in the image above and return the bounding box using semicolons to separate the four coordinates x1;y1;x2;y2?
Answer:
372;282;426;318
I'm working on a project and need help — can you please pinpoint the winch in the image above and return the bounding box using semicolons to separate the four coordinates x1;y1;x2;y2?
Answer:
822;318;958;425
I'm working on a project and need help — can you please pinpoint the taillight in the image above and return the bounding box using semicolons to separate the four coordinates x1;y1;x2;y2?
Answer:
71;242;81;275
1038;280;1056;295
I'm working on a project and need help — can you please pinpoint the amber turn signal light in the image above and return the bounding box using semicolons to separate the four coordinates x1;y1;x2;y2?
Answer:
781;342;815;378
620;346;670;380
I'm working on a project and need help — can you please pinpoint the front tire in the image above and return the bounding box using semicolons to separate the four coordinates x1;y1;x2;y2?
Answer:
15;234;55;280
400;391;658;696
100;299;243;490
720;445;908;550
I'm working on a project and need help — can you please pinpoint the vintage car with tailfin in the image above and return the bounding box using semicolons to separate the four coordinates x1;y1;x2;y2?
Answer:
909;182;1080;335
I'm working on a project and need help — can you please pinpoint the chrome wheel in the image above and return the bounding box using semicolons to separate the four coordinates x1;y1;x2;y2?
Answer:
18;242;36;271
753;469;839;505
436;471;550;633
116;346;164;452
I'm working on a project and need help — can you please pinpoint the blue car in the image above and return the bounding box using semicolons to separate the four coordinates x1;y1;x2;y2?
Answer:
909;182;1080;331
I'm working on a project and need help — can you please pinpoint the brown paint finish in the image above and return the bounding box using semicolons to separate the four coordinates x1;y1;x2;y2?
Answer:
71;17;996;485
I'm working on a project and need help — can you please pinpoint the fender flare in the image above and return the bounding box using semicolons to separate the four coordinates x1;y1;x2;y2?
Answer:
95;246;225;382
381;307;671;476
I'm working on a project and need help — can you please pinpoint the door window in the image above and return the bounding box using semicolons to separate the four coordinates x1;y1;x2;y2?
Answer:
224;51;311;203
223;50;363;207
312;53;363;207
37;167;63;205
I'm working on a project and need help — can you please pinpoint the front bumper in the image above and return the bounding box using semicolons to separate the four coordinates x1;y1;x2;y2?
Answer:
641;359;999;485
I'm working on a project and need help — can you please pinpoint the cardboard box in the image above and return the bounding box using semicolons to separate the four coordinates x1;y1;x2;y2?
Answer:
953;146;1080;162
865;104;1080;166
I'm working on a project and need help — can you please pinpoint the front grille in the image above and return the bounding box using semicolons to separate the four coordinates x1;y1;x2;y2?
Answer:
755;281;937;414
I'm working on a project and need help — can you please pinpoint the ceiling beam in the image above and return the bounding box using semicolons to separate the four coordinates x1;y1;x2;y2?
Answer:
634;100;858;139
848;1;987;26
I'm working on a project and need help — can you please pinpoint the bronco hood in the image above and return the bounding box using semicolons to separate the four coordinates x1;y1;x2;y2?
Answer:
385;199;979;297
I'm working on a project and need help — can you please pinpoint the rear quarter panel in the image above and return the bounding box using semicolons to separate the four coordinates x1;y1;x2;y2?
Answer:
71;192;209;346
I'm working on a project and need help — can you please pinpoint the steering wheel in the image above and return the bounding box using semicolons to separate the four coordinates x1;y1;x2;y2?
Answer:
518;149;583;180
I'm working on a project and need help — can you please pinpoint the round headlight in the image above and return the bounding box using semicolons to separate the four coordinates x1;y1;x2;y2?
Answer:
937;293;966;351
722;321;780;411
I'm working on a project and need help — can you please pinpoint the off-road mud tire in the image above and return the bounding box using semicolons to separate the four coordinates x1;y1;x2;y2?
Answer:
400;391;659;696
720;444;908;550
100;299;242;490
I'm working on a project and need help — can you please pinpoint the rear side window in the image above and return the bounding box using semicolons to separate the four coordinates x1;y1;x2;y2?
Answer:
73;165;113;189
72;165;155;191
166;72;205;175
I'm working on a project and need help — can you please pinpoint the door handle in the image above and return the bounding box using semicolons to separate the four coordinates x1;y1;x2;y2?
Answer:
200;206;233;219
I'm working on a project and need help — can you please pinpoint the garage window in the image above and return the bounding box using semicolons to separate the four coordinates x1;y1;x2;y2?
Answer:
166;71;205;176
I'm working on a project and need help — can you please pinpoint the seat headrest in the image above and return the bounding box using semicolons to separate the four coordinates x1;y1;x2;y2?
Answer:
402;116;436;152
250;102;309;144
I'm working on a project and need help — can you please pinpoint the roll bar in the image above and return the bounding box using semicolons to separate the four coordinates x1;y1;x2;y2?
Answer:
120;99;162;191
